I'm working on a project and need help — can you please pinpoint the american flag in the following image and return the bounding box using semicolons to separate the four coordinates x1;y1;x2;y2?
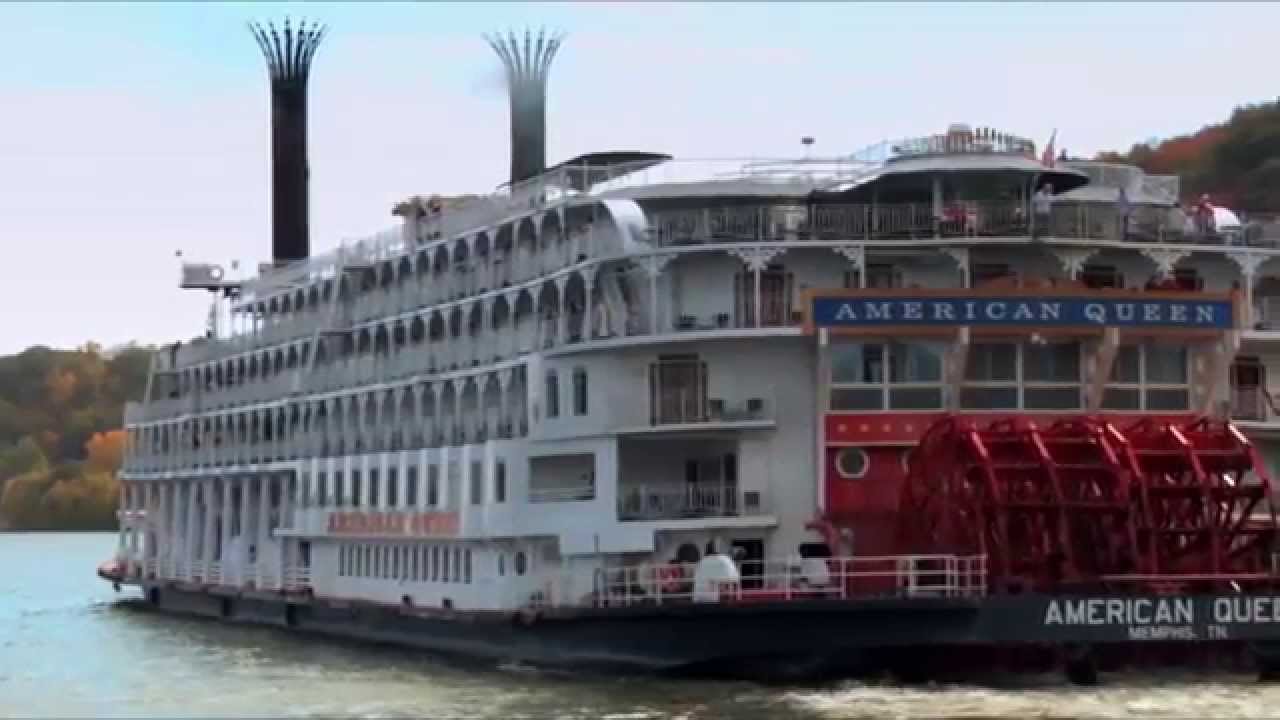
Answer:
1041;130;1058;168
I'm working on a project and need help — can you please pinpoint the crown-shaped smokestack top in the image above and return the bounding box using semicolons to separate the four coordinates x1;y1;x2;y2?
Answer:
485;28;565;187
249;18;327;267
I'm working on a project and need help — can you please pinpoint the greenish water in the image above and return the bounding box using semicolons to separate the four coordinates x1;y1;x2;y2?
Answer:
2;533;1279;718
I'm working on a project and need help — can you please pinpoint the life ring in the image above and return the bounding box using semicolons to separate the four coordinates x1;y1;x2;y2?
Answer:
657;565;684;595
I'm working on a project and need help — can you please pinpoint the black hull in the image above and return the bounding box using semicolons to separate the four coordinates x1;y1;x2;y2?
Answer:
124;582;1280;682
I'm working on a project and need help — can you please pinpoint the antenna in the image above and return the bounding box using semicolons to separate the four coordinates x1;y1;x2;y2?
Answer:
484;28;566;186
249;18;328;267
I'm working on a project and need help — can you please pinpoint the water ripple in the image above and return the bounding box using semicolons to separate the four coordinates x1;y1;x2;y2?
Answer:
7;534;1280;719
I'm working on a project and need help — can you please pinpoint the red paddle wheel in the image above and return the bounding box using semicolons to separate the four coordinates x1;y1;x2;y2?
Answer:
899;415;1278;593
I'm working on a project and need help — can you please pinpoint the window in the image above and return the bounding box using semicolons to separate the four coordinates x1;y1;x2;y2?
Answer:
453;548;462;582
573;368;588;416
339;546;347;576
514;551;528;576
392;545;400;579
464;549;473;584
351;471;362;508
1104;343;1190;411
545;371;560;418
962;341;1082;410
494;461;507;503
387;468;399;508
1082;264;1124;289
432;546;441;582
471;461;483;505
844;263;900;289
1021;342;1081;410
971;263;1014;287
369;469;380;508
498;553;506;576
333;471;344;507
406;467;419;508
427;466;439;507
300;473;311;508
829;341;944;411
317;473;328;508
835;448;869;479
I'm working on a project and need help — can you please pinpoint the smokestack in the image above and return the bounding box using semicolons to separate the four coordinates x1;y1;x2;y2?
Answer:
485;28;565;187
249;18;327;267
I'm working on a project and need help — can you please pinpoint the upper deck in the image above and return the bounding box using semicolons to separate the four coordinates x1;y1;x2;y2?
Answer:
127;124;1280;436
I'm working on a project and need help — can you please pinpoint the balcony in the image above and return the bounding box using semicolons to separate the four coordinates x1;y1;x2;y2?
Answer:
617;483;764;521
646;391;773;428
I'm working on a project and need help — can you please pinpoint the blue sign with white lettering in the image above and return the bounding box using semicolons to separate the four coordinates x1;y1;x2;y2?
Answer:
811;296;1234;329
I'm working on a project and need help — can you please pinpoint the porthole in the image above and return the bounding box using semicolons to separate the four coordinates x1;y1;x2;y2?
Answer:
835;448;869;479
514;551;528;576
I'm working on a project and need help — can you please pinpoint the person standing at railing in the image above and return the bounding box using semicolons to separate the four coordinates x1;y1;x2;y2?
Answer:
1117;186;1131;240
1032;184;1054;240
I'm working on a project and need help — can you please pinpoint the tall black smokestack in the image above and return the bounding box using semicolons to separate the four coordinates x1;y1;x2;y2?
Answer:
249;18;327;266
485;28;565;186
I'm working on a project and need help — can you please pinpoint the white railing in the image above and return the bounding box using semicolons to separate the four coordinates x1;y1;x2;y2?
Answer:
617;484;762;520
531;554;987;610
528;486;596;503
649;389;773;426
283;564;311;592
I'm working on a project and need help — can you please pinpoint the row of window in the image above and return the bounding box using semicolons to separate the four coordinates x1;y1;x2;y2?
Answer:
336;543;529;583
299;460;508;509
829;340;1189;411
545;368;589;418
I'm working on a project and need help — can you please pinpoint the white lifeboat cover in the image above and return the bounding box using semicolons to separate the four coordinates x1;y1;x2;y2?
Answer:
692;554;740;602
800;557;832;587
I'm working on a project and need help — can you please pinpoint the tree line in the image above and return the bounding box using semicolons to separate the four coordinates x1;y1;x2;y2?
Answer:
1096;98;1280;213
0;343;151;531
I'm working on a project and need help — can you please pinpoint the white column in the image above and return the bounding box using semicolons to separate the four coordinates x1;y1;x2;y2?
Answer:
439;448;451;509
220;478;233;585
256;474;271;586
238;477;252;585
363;455;374;507
418;449;429;510
159;481;172;578
185;481;198;580
202;479;216;580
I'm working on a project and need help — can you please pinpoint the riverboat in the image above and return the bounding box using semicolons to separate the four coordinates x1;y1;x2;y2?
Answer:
101;21;1280;683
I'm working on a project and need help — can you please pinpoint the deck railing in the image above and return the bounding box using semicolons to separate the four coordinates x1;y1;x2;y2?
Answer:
617;483;763;521
529;554;988;610
647;202;1264;247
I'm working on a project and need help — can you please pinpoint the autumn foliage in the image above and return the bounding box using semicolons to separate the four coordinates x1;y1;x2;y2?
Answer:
1097;98;1280;213
0;344;150;530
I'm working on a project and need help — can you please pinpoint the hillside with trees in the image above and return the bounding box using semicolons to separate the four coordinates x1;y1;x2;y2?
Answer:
0;344;150;531
1096;98;1280;213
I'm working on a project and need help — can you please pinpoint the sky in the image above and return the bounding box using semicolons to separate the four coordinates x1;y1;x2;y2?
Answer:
0;1;1277;355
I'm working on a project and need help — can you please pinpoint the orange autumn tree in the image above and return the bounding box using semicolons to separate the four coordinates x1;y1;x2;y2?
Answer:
85;430;127;474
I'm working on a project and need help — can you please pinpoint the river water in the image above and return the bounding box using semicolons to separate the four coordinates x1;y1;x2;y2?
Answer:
4;533;1280;719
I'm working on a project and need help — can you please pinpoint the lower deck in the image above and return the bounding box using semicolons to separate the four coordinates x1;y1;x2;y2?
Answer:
108;576;1280;682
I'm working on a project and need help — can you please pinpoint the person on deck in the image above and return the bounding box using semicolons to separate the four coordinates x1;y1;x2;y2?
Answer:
1117;186;1132;240
1032;184;1054;240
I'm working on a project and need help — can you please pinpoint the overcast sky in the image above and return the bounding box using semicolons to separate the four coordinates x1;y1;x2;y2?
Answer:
1;1;1277;355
